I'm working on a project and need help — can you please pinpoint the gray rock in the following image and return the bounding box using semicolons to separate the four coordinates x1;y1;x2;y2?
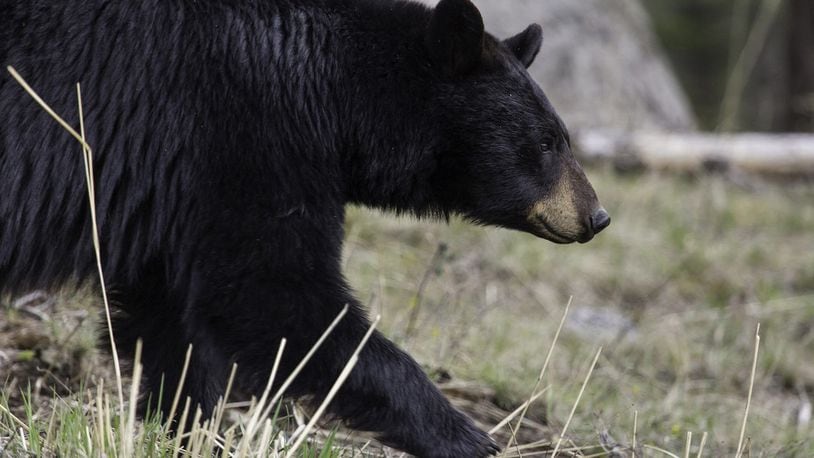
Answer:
424;0;697;132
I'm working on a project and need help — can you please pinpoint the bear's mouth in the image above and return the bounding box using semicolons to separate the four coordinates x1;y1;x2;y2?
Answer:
532;216;577;244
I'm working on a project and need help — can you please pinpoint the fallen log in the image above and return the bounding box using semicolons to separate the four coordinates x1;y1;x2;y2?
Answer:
574;130;814;176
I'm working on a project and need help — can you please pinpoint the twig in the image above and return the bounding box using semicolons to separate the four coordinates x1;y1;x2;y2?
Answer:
552;347;602;457
735;323;761;458
717;0;784;131
404;243;447;342
504;297;572;450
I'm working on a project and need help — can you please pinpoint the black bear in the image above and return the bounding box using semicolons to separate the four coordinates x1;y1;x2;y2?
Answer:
0;0;609;456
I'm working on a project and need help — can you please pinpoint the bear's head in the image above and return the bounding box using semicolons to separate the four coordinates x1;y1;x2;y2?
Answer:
427;0;610;244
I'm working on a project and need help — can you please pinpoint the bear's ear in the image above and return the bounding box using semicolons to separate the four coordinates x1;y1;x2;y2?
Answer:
504;24;543;68
425;0;485;76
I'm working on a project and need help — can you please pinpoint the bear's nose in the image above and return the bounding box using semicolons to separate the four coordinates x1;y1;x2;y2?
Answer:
590;208;611;234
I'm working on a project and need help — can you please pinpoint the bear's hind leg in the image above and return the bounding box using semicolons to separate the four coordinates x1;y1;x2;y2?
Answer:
111;288;229;427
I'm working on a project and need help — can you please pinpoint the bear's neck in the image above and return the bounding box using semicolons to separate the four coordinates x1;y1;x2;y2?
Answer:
332;1;449;218
185;0;449;217
198;0;448;217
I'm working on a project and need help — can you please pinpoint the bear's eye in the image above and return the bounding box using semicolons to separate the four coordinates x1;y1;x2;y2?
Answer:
538;142;553;155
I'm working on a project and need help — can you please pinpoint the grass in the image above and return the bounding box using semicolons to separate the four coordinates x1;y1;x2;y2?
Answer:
342;170;814;456
0;387;345;457
0;301;364;457
3;169;813;456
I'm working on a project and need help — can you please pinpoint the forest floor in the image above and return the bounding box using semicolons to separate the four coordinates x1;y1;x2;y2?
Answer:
2;168;814;456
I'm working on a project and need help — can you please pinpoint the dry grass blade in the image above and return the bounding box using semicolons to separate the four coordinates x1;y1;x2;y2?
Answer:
256;418;274;456
166;344;193;429
208;363;239;447
284;315;382;458
79;82;125;413
0;405;28;432
696;431;708;458
187;407;204;454
239;338;287;455
6;67;92;152
260;305;350;422
93;381;106;452
122;340;143;457
552;346;602;457
221;428;236;458
643;443;681;458
683;431;692;458
76;85;125;416
19;427;27;452
488;387;549;435
172;398;192;458
735;323;760;458
504;297;572;451
632;410;638;458
7;67;126;413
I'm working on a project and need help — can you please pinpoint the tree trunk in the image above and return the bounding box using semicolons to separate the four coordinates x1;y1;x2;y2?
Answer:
788;0;814;131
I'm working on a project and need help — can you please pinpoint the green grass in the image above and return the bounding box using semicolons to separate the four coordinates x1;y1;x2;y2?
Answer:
0;302;361;457
343;170;814;456
3;169;814;456
0;389;348;457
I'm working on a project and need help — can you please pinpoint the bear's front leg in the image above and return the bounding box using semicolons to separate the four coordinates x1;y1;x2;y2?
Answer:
329;326;500;458
206;273;497;457
190;203;498;456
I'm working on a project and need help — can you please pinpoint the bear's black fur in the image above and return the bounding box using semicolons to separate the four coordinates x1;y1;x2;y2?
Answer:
0;0;607;456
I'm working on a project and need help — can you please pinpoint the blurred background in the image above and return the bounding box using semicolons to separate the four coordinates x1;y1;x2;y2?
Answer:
343;0;814;455
2;1;812;456
474;0;813;133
